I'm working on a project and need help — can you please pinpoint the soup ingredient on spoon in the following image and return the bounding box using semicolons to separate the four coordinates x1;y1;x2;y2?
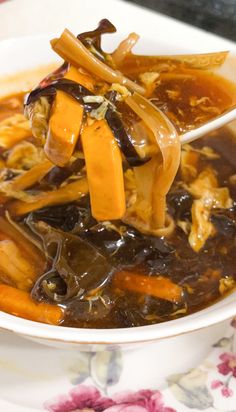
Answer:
46;66;94;166
81;119;126;220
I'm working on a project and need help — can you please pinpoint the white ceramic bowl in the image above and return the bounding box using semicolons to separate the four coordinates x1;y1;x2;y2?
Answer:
0;33;236;386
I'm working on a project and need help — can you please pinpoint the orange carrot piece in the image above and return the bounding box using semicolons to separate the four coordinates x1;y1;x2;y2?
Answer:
0;284;63;325
81;119;126;221
7;177;88;216
45;66;94;166
113;271;183;303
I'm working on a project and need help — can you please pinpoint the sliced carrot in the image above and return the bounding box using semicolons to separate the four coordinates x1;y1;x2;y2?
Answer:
45;66;94;166
113;271;183;303
81;119;126;221
0;284;63;325
7;177;88;216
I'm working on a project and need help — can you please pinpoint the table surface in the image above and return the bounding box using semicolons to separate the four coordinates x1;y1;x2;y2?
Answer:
0;0;236;41
125;0;236;41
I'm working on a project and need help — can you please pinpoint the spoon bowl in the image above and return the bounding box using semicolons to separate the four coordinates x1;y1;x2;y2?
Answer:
181;106;236;145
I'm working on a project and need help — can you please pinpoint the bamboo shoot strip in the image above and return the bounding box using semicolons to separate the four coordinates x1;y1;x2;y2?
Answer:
50;29;145;94
7;178;88;216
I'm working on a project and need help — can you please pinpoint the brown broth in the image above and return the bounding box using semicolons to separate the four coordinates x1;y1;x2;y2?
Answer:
153;69;236;133
61;131;236;328
0;66;236;329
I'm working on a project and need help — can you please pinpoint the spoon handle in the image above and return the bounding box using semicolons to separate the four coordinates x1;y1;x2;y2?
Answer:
181;107;236;145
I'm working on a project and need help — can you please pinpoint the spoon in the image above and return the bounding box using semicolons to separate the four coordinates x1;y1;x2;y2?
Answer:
181;107;236;145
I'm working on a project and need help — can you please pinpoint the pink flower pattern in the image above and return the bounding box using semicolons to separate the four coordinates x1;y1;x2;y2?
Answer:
44;385;114;412
217;353;236;377
106;390;176;412
210;380;223;389
211;351;236;398
44;386;177;412
221;387;233;398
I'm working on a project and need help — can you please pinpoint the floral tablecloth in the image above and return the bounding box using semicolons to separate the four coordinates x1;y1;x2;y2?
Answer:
42;319;236;412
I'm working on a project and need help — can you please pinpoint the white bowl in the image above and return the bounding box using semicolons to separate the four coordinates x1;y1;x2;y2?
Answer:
0;30;236;391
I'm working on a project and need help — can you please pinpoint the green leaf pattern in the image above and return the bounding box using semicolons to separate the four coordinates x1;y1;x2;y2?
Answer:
67;350;123;391
168;368;213;409
90;351;122;390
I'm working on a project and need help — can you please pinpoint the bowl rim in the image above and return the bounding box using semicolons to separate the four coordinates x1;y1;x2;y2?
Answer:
0;34;236;346
0;293;235;344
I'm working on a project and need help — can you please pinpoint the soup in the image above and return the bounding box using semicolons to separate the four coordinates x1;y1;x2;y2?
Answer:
0;20;236;328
